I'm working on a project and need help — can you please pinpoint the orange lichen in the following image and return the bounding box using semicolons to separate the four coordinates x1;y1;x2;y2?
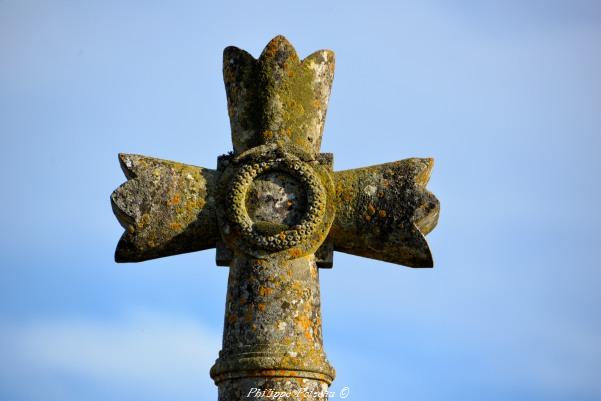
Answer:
259;287;273;297
367;203;376;215
310;266;317;280
289;248;302;258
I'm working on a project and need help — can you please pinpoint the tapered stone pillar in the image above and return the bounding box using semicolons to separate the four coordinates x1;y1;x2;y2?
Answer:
211;255;334;400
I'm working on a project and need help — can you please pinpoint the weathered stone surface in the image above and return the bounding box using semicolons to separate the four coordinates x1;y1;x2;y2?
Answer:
330;158;439;267
110;35;440;401
210;255;334;386
217;377;329;401
215;144;336;263
223;35;334;156
245;170;307;226
111;153;218;262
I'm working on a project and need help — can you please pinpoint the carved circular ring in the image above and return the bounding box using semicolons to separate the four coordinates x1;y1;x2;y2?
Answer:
226;158;326;251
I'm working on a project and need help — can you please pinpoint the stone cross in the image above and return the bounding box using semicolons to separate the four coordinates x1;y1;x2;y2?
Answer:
111;36;439;401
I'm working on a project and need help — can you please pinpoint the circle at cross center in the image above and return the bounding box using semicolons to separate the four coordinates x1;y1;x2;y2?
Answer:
245;171;307;227
225;157;327;253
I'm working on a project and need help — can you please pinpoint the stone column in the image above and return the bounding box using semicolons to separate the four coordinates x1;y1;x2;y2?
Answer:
211;254;334;400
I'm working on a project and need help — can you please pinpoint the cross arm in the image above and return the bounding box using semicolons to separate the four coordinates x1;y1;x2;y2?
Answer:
328;158;439;267
110;153;219;262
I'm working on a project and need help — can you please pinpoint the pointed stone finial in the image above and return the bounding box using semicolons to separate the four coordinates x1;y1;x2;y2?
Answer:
223;35;335;156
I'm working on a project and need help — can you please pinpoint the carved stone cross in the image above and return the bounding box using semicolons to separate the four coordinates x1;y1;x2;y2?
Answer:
111;36;439;401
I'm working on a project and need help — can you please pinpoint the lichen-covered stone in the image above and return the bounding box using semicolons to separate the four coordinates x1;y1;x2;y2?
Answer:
223;35;334;156
217;377;329;401
111;153;218;262
330;158;439;267
215;143;336;263
210;255;335;387
110;35;440;401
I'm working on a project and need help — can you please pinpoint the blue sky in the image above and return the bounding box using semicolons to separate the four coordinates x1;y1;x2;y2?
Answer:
1;1;600;400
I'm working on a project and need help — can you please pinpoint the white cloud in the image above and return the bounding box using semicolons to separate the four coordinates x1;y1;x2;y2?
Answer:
0;311;220;401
